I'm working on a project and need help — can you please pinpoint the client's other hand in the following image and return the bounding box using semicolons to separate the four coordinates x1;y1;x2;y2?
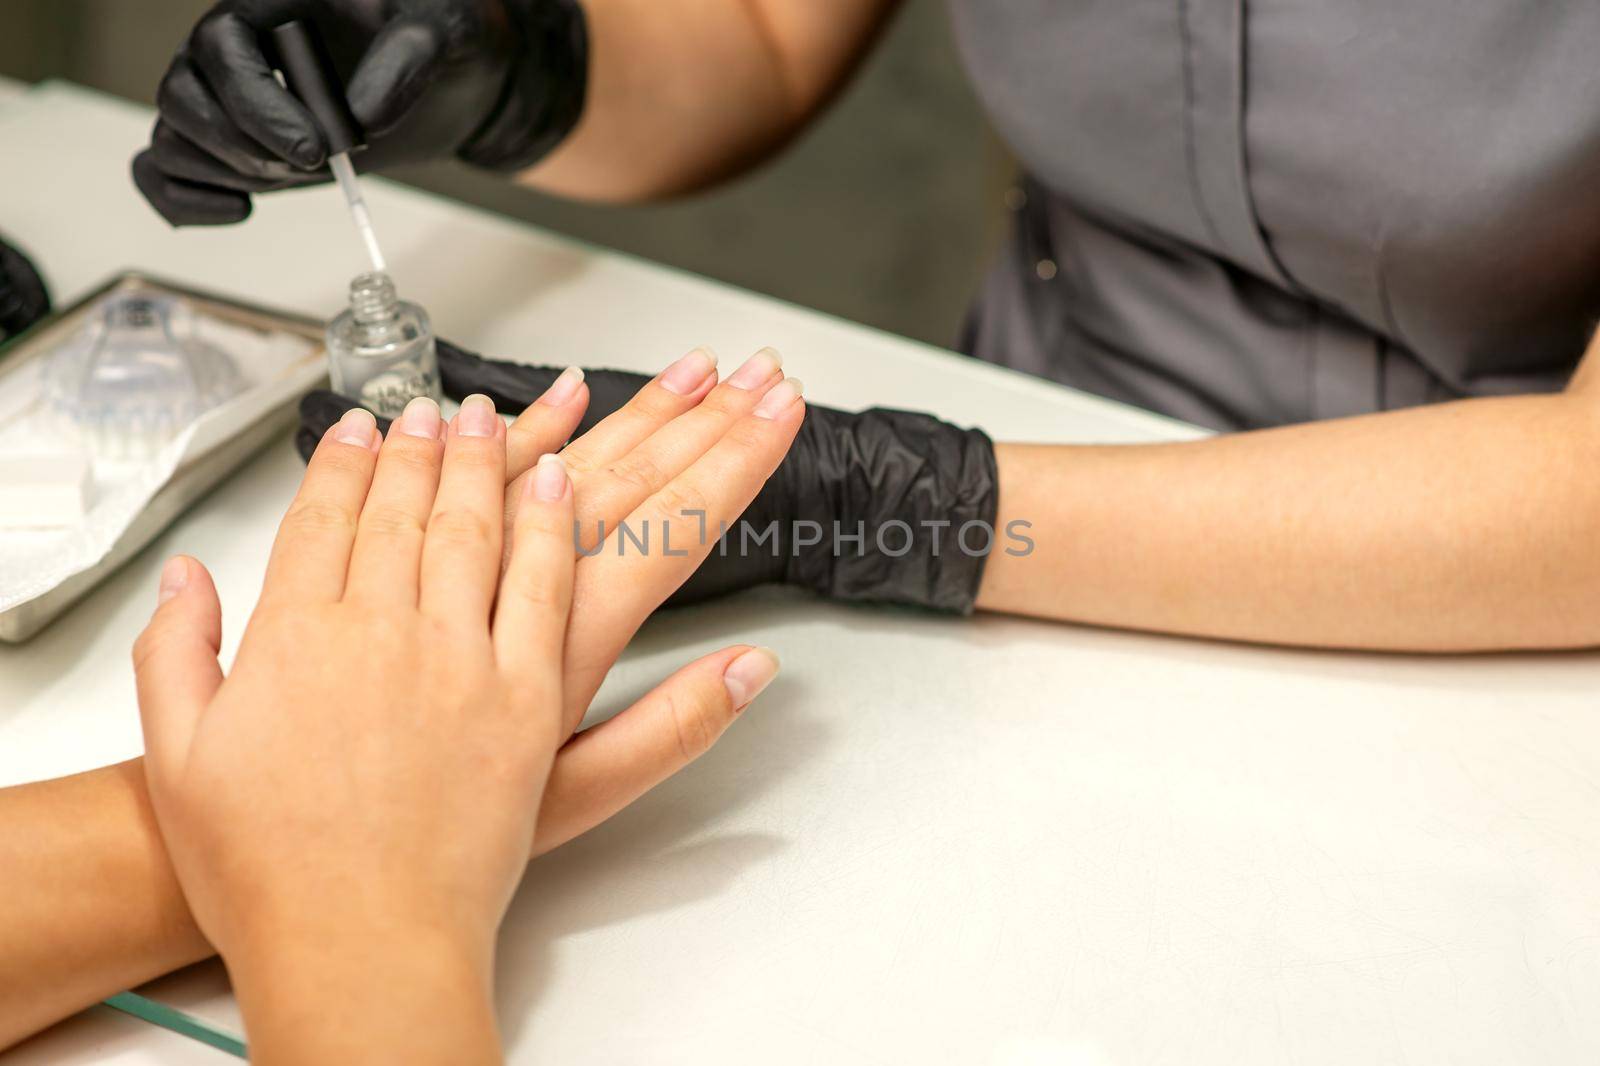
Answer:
301;339;998;614
487;345;806;845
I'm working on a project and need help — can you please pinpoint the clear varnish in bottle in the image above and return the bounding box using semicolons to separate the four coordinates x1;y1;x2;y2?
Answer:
325;272;442;418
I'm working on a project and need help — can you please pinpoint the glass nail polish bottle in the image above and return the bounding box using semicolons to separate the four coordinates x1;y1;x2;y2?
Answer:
325;272;442;418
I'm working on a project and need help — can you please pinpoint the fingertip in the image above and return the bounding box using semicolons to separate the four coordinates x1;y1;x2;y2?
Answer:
287;135;326;172
155;553;220;607
157;555;190;607
395;394;442;441
537;366;586;408
752;378;805;421
131;149;253;227
333;407;379;448
527;452;571;504
725;347;783;391
722;646;781;710
659;347;719;397
454;394;502;439
566;380;593;427
146;554;222;657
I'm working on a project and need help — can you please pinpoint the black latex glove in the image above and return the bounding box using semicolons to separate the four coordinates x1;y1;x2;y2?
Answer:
0;233;50;344
132;0;587;226
297;340;1001;613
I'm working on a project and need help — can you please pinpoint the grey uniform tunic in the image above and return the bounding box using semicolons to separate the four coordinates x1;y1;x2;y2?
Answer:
947;1;1600;431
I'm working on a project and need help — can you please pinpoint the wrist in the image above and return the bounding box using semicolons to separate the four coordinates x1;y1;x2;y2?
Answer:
228;922;499;1065
225;898;495;985
784;406;1000;612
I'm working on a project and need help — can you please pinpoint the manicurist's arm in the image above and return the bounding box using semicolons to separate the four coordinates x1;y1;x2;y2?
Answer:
978;329;1600;652
134;0;899;225
522;0;902;200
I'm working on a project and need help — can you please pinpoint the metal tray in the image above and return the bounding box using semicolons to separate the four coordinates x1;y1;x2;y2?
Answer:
0;271;327;642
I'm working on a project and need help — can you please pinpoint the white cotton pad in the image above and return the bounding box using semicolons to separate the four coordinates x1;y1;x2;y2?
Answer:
0;452;92;529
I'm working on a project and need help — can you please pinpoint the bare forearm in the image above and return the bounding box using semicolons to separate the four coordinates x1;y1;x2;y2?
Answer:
0;761;208;1048
521;0;898;201
979;388;1600;652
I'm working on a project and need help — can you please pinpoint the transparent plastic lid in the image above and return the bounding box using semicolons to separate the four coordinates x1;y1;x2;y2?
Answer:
42;293;246;457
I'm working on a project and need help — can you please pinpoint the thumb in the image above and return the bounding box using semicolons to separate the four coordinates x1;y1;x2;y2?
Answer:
132;556;224;777
346;19;447;136
530;645;781;857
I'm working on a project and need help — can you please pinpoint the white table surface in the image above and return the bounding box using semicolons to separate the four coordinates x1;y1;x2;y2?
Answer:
3;82;1598;1065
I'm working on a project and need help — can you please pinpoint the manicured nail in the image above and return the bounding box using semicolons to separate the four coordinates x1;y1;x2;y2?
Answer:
531;452;569;502
538;366;585;406
723;646;780;709
752;378;803;419
400;395;440;438
335;407;377;446
157;556;188;606
726;347;782;390
458;394;497;437
659;347;718;396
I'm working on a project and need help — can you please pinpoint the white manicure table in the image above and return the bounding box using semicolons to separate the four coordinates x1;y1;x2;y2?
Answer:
2;81;1597;1065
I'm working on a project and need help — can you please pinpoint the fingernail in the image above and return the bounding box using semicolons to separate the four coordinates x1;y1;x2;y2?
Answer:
726;347;782;390
723;647;780;709
400;395;440;438
532;452;568;502
659;347;718;396
157;556;188;606
458;394;498;437
335;407;377;446
538;366;585;406
752;378;804;419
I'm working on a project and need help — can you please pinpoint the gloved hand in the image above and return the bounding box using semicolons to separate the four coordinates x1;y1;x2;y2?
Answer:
0;233;50;343
132;0;587;226
298;340;1001;613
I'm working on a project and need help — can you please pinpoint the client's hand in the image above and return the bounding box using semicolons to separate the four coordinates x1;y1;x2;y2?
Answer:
136;398;569;1061
0;350;804;1056
129;350;805;1061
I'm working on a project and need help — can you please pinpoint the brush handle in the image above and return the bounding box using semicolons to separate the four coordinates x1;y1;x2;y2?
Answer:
268;19;365;157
